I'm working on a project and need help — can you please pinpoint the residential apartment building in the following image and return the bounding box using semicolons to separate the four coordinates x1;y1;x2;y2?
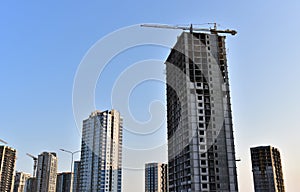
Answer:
251;146;285;192
0;145;17;192
166;31;238;191
72;161;80;192
56;172;72;192
79;110;123;192
36;152;58;192
13;172;31;192
145;163;168;192
24;177;36;192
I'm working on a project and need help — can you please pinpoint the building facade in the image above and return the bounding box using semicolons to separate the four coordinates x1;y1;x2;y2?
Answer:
145;163;168;192
72;161;80;192
165;32;238;191
24;177;36;192
79;110;123;192
36;152;58;192
13;172;31;192
56;172;72;192
250;146;285;192
0;145;17;192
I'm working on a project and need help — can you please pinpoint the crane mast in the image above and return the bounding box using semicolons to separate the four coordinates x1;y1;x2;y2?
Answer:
141;23;237;35
26;153;38;177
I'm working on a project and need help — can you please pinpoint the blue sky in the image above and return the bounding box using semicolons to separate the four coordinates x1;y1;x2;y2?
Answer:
1;1;300;191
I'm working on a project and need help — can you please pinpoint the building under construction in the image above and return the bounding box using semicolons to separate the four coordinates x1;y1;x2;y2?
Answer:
165;27;238;191
250;146;285;192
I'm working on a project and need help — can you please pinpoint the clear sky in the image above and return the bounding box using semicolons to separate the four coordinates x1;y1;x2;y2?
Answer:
1;1;300;191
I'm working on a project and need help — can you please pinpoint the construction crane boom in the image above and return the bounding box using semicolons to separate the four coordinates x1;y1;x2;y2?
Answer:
140;23;237;35
0;139;8;145
26;153;38;177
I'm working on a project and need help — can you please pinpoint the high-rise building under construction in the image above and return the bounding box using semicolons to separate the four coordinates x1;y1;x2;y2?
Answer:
165;31;238;191
250;146;285;192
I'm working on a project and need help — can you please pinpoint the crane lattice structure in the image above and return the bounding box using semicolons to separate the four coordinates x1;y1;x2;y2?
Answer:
26;153;38;177
141;23;237;35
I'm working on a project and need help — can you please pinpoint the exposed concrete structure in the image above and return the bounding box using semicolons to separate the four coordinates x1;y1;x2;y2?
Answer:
251;146;285;192
165;32;238;191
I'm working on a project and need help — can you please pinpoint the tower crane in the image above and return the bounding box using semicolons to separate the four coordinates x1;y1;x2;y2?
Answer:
0;138;8;145
140;23;237;35
26;153;38;177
